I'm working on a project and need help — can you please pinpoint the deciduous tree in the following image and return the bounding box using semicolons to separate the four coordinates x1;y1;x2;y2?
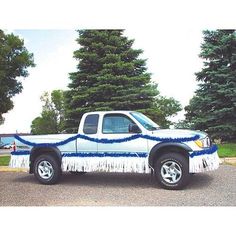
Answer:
31;90;65;134
0;30;34;124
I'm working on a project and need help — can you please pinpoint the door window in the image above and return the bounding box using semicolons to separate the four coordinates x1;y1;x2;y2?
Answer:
102;114;135;134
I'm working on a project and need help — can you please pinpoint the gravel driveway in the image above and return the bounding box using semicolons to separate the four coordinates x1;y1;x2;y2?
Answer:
0;164;235;206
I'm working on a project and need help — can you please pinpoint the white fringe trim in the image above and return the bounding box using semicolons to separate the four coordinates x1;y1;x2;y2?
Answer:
62;157;151;173
9;152;220;174
9;154;30;169
189;151;220;173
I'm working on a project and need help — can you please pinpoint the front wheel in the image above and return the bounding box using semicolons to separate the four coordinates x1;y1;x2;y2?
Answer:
154;152;191;190
33;154;61;185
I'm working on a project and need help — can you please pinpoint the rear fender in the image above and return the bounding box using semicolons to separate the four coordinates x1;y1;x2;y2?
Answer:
29;146;62;173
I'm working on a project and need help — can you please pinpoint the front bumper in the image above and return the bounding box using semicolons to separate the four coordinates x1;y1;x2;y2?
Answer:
189;145;220;173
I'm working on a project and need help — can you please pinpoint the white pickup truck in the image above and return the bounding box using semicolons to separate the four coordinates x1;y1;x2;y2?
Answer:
10;111;220;190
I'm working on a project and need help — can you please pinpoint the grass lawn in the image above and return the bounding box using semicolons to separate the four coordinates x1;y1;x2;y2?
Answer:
0;155;10;166
217;143;236;158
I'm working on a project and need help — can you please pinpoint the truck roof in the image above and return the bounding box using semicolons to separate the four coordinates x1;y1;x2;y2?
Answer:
84;111;134;115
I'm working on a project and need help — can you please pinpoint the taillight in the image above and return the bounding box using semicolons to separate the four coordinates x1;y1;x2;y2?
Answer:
12;141;16;152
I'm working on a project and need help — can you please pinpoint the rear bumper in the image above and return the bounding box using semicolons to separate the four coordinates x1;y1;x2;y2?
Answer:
9;151;30;169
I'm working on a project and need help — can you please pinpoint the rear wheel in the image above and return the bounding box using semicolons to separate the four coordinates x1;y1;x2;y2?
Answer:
154;152;191;190
33;154;61;185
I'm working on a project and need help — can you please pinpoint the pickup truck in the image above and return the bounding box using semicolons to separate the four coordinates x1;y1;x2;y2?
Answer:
10;111;220;190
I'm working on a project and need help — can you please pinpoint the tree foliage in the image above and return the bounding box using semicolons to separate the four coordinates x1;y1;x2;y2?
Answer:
65;30;181;131
0;30;35;124
31;90;65;134
185;30;236;141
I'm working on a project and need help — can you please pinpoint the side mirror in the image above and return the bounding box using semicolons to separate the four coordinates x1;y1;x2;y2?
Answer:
128;124;141;133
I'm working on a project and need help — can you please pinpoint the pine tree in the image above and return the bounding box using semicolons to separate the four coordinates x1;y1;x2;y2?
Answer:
185;30;236;141
65;30;181;131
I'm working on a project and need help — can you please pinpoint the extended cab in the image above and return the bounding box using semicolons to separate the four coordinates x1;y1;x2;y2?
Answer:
10;111;220;190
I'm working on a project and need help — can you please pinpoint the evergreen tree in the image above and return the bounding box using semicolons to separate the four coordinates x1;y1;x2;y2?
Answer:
185;30;236;141
65;30;181;130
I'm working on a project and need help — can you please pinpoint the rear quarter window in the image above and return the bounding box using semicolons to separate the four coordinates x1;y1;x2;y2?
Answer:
83;114;99;134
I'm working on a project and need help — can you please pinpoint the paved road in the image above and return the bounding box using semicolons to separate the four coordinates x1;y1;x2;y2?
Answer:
0;149;11;156
0;164;235;206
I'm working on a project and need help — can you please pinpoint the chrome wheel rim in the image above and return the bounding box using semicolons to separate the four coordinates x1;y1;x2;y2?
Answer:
161;161;182;184
38;161;54;179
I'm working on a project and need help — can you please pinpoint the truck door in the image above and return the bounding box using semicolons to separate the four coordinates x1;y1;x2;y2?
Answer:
97;113;148;154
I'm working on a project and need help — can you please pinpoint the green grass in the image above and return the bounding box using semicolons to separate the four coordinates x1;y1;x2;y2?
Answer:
217;143;236;158
0;155;10;166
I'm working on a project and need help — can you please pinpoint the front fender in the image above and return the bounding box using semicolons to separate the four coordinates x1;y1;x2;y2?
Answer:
148;142;192;167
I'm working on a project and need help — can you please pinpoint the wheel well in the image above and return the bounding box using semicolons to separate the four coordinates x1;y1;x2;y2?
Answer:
29;147;61;174
149;145;190;168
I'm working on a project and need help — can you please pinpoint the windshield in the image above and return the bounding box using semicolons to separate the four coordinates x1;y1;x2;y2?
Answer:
130;112;160;131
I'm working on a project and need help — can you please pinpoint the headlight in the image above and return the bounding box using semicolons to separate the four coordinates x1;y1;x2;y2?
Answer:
194;136;211;148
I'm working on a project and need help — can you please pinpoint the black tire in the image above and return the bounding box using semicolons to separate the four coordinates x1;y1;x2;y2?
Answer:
69;171;87;175
154;152;191;190
33;154;62;185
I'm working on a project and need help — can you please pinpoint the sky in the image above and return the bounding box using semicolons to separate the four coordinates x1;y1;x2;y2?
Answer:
0;28;204;133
